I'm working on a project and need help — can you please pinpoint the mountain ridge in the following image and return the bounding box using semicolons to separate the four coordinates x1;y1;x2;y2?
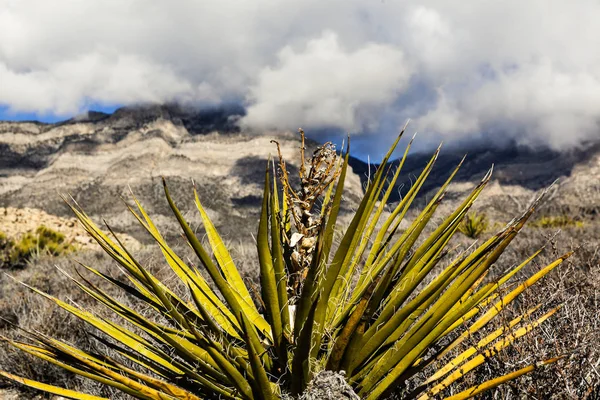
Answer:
1;104;598;242
0;104;363;242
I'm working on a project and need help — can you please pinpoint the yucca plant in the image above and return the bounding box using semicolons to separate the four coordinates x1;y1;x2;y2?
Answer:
0;127;570;399
458;212;488;239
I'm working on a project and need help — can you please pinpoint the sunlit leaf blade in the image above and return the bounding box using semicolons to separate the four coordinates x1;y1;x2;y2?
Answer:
423;305;542;385
293;213;327;340
241;313;275;400
366;152;465;273
327;277;379;371
201;338;254;400
194;186;259;315
323;128;407;321
270;161;291;339
62;196;162;302
416;307;559;400
16;276;232;387
0;371;108;400
358;136;432;282
443;357;563;400
321;139;350;266
438;251;571;361
258;166;284;358
343;161;486;331
292;294;320;396
434;248;544;344
126;193;241;337
341;247;466;375
341;133;417;291
344;171;493;375
40;337;203;400
359;231;532;396
3;338;176;400
162;178;272;340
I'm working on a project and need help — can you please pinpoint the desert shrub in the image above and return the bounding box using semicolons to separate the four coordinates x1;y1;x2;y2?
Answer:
0;231;15;266
0;130;573;399
531;214;584;229
458;211;488;238
0;226;76;269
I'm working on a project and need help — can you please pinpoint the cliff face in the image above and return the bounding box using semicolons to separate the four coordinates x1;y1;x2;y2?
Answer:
0;104;363;242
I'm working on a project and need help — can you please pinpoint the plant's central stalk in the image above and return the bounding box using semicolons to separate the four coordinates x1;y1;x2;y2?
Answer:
272;129;341;303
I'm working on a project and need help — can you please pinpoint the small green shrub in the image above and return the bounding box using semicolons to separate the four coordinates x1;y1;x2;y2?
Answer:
0;231;15;266
531;215;584;229
0;226;75;268
458;211;488;238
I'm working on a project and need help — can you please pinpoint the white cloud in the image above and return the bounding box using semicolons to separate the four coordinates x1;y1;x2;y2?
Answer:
0;54;192;114
0;0;599;150
242;31;410;133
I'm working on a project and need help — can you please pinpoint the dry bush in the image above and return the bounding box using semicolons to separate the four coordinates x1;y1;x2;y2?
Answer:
0;250;125;398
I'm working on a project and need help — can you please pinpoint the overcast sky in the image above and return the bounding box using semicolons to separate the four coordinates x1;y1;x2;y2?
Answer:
1;0;599;152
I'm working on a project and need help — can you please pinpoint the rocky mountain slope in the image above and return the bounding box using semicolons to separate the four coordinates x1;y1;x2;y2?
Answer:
1;104;598;244
0;104;364;243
